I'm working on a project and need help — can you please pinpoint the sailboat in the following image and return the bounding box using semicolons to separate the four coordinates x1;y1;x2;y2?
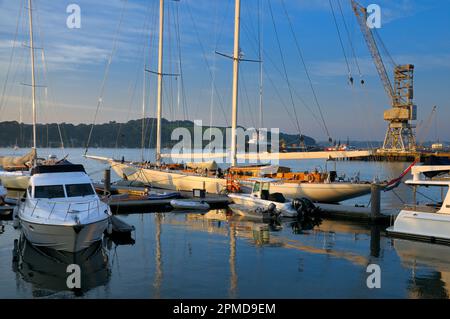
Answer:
87;0;372;203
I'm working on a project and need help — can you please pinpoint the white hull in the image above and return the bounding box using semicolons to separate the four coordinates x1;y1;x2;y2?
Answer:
20;217;109;252
111;162;226;194
228;193;297;217
170;199;210;211
387;210;450;244
111;162;371;203
241;181;372;203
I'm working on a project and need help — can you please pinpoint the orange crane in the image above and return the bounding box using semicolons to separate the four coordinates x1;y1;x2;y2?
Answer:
351;0;417;152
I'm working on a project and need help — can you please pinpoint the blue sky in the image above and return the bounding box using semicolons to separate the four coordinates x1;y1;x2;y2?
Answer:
0;0;449;142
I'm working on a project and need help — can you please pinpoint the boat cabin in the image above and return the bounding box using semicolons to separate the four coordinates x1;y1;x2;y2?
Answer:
27;164;96;200
406;165;450;214
250;178;284;201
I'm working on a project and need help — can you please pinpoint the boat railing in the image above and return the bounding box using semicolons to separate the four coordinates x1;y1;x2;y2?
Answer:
26;198;106;220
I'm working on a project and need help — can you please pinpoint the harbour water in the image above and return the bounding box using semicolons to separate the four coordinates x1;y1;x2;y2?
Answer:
1;148;449;299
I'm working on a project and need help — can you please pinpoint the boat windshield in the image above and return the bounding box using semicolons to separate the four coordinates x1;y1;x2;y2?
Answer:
65;183;95;197
34;185;65;199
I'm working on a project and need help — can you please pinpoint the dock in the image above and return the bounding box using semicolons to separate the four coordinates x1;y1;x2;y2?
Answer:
94;183;231;213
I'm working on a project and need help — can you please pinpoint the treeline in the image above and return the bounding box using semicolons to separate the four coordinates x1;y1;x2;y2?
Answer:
0;119;316;148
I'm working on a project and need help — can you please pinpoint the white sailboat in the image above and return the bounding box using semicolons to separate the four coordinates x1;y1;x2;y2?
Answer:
87;0;372;204
387;164;450;244
16;0;111;253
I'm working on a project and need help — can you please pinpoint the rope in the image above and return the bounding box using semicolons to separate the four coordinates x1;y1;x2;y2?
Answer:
185;0;229;126
328;0;352;80
336;0;363;79
280;0;332;142
0;0;23;118
267;0;303;144
84;0;129;155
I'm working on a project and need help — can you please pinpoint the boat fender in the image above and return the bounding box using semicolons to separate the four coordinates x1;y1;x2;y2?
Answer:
12;207;20;229
107;220;113;235
292;198;303;211
267;203;276;214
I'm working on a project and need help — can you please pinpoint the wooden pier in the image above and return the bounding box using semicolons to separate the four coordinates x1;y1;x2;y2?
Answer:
94;183;231;213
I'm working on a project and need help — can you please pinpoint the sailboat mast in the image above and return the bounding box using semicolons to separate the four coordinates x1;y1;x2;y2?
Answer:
28;0;37;154
258;0;263;130
156;0;164;166
230;0;241;167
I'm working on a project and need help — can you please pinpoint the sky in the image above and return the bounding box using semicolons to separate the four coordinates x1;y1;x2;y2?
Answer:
0;0;449;143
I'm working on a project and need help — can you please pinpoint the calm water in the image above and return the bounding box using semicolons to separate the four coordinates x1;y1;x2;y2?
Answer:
1;148;449;299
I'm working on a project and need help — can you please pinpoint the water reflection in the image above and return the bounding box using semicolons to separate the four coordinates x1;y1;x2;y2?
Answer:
393;239;450;299
12;235;110;297
153;213;163;298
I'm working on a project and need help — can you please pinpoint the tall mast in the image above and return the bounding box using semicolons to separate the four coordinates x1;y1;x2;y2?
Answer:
156;0;164;165
230;0;241;167
258;0;263;130
28;0;37;158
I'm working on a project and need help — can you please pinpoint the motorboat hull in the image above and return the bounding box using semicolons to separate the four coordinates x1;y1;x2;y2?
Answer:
228;194;297;217
20;217;109;253
387;210;450;244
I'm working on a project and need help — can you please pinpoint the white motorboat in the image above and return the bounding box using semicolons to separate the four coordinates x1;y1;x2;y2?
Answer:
387;164;450;244
228;203;276;221
228;178;299;218
170;199;210;211
17;163;112;252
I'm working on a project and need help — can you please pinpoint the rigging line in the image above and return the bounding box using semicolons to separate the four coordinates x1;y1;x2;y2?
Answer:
336;0;362;78
185;0;229;126
280;0;331;141
39;48;65;150
209;0;219;144
173;4;186;121
258;0;264;129
240;22;324;131
84;0;129;155
263;65;299;130
328;0;352;78
373;28;396;68
0;0;24;118
175;4;188;121
267;0;303;140
143;0;161;158
114;0;154;154
240;65;257;129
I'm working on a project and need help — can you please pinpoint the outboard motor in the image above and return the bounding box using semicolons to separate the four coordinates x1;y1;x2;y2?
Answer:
266;203;279;217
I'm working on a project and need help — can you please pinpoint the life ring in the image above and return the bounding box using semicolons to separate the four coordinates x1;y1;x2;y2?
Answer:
307;173;315;183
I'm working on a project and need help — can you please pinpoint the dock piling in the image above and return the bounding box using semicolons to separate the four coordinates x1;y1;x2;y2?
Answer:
104;168;111;195
370;183;381;219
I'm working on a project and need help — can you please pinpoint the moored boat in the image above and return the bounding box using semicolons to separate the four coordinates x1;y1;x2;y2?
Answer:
18;163;112;252
387;164;450;244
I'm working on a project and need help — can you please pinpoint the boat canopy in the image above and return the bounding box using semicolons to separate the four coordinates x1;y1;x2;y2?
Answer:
186;161;218;171
248;177;280;183
31;164;86;175
0;149;36;170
